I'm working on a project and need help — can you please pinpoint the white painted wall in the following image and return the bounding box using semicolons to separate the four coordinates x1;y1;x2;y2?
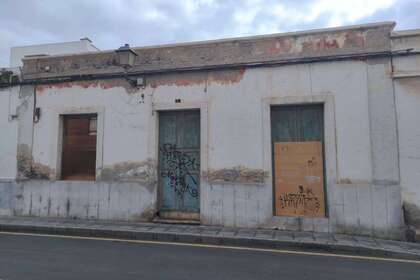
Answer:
17;57;402;238
0;85;19;180
395;76;420;206
10;39;99;67
392;31;420;229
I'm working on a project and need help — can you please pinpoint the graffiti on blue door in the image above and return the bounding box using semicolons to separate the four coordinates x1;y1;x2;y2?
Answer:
159;110;200;213
160;143;199;198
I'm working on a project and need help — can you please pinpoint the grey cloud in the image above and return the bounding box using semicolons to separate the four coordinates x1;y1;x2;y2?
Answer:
0;0;419;66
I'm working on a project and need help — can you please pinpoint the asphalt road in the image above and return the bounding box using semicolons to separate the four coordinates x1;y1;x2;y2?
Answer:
0;233;419;280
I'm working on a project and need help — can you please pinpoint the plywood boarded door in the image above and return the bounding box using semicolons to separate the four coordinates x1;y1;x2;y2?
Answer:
271;105;326;217
158;110;200;220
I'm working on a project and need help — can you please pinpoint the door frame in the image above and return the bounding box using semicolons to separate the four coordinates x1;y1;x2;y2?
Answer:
262;95;337;223
50;106;105;181
270;104;326;217
150;102;208;220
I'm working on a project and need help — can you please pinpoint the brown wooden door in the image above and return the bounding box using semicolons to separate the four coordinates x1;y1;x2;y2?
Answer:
61;114;97;181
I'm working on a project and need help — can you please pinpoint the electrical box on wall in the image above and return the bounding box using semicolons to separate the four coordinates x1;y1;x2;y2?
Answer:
136;77;145;87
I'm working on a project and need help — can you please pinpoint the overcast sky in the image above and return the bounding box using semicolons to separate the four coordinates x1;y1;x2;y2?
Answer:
1;0;420;66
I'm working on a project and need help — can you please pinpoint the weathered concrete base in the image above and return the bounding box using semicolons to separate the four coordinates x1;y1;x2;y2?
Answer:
0;180;156;222
0;180;404;240
202;182;404;240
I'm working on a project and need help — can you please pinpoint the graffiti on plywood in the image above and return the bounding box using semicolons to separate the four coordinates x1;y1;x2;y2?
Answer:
278;185;321;214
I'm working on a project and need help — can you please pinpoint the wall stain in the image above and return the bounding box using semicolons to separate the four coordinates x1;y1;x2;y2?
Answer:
65;198;71;218
344;31;366;48
397;77;420;95
148;69;246;89
403;202;420;229
23;24;392;81
100;159;157;187
35;69;246;93
130;204;156;222
203;166;268;184
17;144;53;180
35;78;137;94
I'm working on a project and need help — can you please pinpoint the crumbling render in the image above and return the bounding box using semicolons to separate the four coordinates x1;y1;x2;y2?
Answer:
403;202;420;229
34;69;246;94
22;23;393;82
35;78;137;94
17;144;52;180
203;166;268;184
148;69;246;88
100;159;157;186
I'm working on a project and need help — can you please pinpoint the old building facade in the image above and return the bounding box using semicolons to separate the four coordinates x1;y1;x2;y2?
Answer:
0;22;419;240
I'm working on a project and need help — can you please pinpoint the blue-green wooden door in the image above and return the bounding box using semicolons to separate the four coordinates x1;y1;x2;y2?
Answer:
158;110;200;216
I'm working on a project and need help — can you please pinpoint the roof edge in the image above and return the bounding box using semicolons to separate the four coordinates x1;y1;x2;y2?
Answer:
133;21;396;51
22;21;396;62
392;28;420;38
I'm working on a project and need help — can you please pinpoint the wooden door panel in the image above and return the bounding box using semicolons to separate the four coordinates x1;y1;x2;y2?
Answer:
274;142;325;217
61;114;97;181
159;110;200;216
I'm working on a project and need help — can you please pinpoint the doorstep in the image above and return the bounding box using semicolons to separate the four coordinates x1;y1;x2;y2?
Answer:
152;217;200;225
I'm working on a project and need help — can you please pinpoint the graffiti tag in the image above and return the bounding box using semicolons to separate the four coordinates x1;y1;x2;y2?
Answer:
160;143;199;198
279;185;320;213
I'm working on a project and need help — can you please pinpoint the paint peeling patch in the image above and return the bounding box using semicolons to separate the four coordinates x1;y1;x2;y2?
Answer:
17;144;32;179
130;205;156;222
203;166;268;184
338;178;352;184
17;144;52;180
100;160;157;186
35;78;137;94
149;69;245;89
344;31;366;48
403;202;420;229
299;35;342;53
31;162;53;180
262;38;293;56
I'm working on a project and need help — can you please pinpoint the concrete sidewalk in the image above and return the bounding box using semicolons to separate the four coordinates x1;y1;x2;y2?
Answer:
0;216;419;260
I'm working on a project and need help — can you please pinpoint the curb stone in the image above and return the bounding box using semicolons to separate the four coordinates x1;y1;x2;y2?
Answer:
0;218;419;261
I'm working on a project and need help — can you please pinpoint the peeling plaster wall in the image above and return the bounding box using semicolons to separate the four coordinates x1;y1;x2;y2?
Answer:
392;32;420;231
0;181;155;221
3;23;410;238
199;61;401;238
32;78;152;176
396;77;420;228
396;76;420;229
7;60;404;237
0;86;19;180
22;23;394;80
